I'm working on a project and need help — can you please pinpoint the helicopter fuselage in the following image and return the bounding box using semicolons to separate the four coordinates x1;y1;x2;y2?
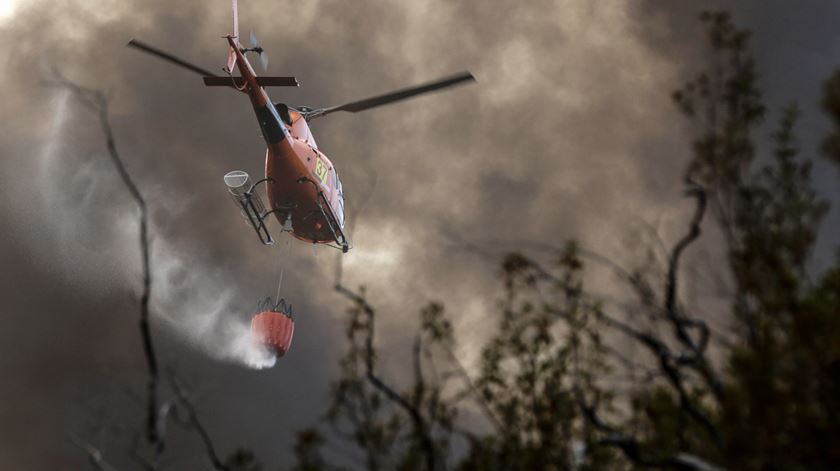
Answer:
230;36;347;249
265;108;345;245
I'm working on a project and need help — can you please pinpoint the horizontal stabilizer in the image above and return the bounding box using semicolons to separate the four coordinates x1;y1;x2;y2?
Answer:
203;76;299;87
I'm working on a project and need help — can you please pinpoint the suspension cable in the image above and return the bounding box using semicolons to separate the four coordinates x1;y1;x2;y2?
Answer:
274;236;291;303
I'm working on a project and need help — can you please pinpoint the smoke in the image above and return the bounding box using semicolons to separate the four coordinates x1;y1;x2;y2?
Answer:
33;88;278;370
4;1;839;468
152;237;278;369
37;89;70;176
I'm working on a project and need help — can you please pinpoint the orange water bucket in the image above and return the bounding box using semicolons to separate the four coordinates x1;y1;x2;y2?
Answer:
251;311;295;357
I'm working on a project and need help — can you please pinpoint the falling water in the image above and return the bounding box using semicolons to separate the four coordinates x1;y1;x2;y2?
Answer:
34;89;277;370
38;89;71;191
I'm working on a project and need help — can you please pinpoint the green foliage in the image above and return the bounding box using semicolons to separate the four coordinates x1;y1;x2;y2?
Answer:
459;243;618;470
224;448;263;471
727;103;830;347
670;10;839;471
719;256;840;470
291;429;332;471
629;386;720;465
672;11;765;199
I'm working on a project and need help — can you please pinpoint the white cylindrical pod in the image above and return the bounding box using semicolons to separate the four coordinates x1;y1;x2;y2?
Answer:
223;170;267;225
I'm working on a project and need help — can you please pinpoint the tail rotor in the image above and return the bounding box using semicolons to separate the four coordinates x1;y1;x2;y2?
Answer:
247;31;269;72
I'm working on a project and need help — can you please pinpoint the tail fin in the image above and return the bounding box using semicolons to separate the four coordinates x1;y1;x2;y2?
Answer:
226;0;240;72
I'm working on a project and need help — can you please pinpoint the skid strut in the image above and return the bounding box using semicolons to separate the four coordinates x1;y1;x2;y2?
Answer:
224;171;296;246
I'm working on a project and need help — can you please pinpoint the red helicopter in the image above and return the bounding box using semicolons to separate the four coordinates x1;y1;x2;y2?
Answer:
128;0;475;359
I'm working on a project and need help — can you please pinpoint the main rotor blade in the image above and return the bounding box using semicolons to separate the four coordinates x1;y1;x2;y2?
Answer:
320;71;475;116
127;39;219;77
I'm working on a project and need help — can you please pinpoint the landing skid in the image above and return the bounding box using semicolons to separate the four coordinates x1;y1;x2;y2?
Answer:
235;177;296;246
316;191;351;253
229;173;350;252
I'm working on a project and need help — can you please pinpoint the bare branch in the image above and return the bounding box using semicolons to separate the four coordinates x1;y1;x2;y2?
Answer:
68;434;121;471
47;69;161;452
662;183;725;403
576;183;724;447
413;334;427;413
598;310;720;445
168;372;231;471
576;392;724;471
440;344;503;432
129;432;159;471
334;284;440;470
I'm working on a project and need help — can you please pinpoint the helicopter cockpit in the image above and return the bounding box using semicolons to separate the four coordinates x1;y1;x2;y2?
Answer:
274;102;293;125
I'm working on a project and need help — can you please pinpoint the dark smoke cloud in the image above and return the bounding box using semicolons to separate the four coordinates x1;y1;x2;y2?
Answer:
1;1;837;468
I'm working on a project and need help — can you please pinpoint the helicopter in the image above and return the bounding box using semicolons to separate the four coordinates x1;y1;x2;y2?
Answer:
128;0;475;358
128;3;474;254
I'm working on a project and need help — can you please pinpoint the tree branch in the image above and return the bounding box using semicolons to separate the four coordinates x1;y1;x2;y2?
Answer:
441;344;503;433
597;309;720;445
334;284;440;471
168;372;230;471
663;183;725;402
576;392;724;471
68;434;121;471
47;70;161;453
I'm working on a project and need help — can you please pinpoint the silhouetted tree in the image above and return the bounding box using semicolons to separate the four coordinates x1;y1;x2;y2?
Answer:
295;10;840;471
